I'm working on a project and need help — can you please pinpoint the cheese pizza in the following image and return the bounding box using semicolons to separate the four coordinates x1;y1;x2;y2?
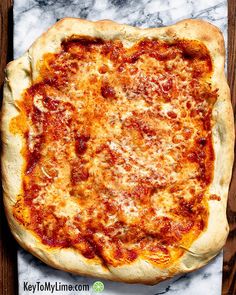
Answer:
1;18;234;284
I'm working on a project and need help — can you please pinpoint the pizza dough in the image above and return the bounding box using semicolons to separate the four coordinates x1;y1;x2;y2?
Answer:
1;18;234;284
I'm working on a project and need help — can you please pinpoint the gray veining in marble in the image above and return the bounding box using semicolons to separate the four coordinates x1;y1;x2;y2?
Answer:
14;0;227;294
14;0;227;58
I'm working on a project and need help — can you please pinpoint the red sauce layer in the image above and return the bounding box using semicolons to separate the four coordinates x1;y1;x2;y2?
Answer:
12;37;217;267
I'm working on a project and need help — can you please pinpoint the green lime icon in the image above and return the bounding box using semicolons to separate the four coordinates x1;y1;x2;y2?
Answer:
92;281;104;293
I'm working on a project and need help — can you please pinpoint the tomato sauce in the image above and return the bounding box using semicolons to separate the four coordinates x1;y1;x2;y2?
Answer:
11;36;216;267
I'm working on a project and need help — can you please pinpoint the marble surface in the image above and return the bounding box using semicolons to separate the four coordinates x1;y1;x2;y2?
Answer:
14;0;227;294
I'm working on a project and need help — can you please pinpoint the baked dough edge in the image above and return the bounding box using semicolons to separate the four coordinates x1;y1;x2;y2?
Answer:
1;18;234;284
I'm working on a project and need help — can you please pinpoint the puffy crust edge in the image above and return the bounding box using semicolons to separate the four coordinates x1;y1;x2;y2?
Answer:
1;18;234;285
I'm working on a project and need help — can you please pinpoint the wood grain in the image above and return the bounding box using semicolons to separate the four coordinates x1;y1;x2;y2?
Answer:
0;1;18;295
222;0;236;294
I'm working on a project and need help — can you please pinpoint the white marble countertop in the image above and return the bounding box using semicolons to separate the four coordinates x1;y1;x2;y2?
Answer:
14;0;227;294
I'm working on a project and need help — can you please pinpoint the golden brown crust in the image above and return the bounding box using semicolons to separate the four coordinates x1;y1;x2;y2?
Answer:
1;18;234;285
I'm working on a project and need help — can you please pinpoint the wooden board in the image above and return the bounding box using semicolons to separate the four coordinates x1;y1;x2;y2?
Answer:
0;1;235;294
222;0;236;294
0;2;18;295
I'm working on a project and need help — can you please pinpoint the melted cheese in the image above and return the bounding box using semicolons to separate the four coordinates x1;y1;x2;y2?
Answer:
12;37;216;267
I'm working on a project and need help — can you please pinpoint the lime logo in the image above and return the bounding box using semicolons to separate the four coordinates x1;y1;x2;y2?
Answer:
92;281;104;293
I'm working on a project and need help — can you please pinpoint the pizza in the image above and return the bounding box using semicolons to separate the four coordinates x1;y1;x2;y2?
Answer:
1;18;234;284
